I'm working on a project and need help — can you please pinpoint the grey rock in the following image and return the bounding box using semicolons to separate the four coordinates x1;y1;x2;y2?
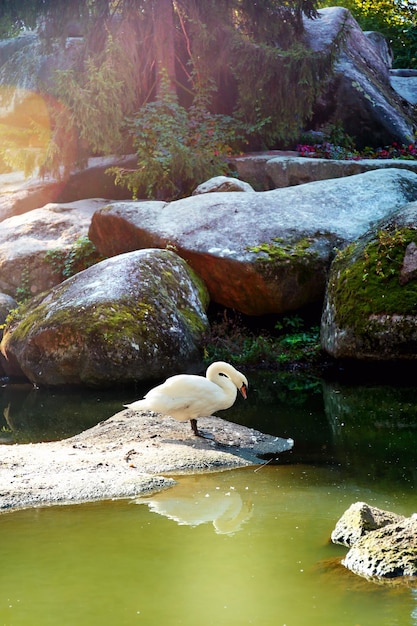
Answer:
365;31;393;69
343;516;417;579
0;409;294;512
304;8;416;148
1;249;209;387
265;156;417;189
90;169;417;316
0;198;110;298
193;176;255;194
400;241;417;285
331;501;405;547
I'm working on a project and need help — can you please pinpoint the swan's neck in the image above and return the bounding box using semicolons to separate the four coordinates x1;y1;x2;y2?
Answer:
206;364;237;397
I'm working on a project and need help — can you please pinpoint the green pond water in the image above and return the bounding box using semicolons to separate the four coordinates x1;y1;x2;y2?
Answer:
0;370;416;626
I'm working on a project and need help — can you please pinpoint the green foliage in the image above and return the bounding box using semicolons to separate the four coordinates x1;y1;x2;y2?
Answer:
15;265;31;304
45;237;104;281
297;121;360;159
0;86;53;176
43;33;135;178
230;40;336;148
203;310;321;368
109;73;248;200
298;121;417;161
0;0;330;179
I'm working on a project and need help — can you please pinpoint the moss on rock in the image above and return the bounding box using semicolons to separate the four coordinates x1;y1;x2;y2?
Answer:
331;227;417;332
1;249;210;387
321;216;417;359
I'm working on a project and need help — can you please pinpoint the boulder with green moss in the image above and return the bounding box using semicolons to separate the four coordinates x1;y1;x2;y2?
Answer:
1;249;209;387
321;201;417;360
89;169;417;316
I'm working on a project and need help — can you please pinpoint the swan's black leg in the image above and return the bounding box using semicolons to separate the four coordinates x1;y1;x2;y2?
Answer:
190;418;199;436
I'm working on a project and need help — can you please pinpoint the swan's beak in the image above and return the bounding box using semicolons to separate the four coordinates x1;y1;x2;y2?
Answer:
240;383;248;399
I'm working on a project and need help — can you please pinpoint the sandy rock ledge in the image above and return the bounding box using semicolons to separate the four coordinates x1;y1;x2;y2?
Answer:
0;410;293;513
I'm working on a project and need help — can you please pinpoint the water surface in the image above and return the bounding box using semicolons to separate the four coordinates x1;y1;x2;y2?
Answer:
0;371;416;625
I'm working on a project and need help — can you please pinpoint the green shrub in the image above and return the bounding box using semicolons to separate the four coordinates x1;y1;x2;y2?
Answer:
45;237;104;280
108;73;249;200
203;310;321;368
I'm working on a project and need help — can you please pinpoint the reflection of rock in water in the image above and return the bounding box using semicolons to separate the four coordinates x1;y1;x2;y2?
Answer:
136;479;253;534
0;384;128;443
322;380;417;488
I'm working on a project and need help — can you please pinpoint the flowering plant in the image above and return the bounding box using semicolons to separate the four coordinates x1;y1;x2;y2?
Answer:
298;140;417;161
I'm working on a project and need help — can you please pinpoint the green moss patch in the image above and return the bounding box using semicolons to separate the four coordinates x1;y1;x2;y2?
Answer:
248;236;318;262
331;227;417;331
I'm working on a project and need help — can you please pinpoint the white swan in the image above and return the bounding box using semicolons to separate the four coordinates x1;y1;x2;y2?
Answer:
124;361;248;436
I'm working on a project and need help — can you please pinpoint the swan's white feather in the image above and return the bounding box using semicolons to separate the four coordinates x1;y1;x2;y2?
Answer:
125;361;248;423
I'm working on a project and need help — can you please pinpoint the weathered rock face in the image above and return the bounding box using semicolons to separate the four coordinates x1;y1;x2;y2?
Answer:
265;156;417;189
321;201;417;360
192;176;255;195
390;69;417;106
0;198;109;298
364;31;393;70
331;502;417;580
0;33;81;92
303;7;416;148
331;502;405;547
342;517;417;579
1;249;210;387
89;169;417;316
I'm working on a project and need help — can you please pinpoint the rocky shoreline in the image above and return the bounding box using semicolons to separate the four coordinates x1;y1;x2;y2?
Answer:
0;409;293;513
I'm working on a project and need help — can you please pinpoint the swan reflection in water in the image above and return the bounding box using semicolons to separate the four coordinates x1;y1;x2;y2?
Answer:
134;475;254;534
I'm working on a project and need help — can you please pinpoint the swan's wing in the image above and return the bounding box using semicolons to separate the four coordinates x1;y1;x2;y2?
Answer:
144;375;231;420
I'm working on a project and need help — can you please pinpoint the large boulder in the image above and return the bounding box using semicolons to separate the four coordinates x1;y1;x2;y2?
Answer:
1;249;209;387
0;198;109;298
265;156;417;189
89;169;417;316
321;201;417;360
303;7;416;148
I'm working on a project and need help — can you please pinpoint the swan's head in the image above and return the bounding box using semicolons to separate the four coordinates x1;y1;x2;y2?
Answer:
207;361;248;399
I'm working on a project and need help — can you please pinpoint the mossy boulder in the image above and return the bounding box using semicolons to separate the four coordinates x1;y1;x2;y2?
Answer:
1;249;209;387
89;169;417;316
321;201;417;360
0;293;18;377
332;503;417;581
